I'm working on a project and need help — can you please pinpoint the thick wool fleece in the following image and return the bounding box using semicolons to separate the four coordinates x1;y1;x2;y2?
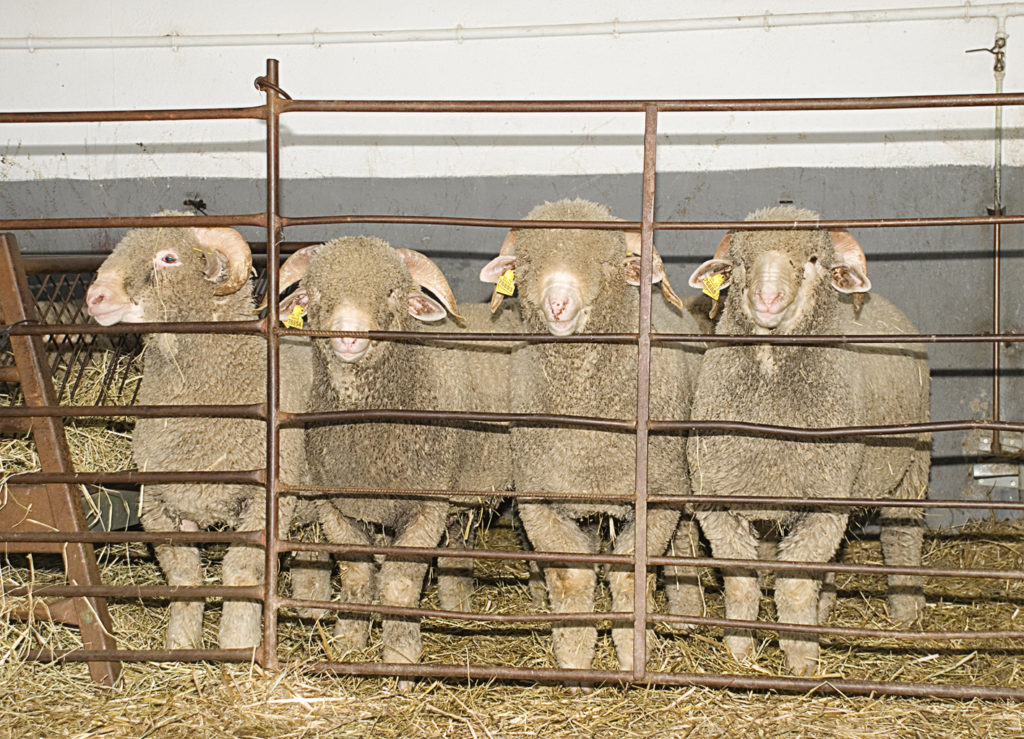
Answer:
687;205;930;675
302;237;513;665
507;199;704;672
100;223;317;651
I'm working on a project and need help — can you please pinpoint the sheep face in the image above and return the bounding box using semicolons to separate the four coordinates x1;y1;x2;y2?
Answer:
86;221;252;325
282;237;450;365
688;206;871;334
480;198;681;335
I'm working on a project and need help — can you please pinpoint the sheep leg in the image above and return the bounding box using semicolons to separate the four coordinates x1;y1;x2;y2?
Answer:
663;515;705;625
607;508;680;671
879;504;925;624
290;550;333;621
378;503;448;668
142;501;205;650
436;506;476;613
218;497;267;650
695;510;760;664
773;511;848;676
317;502;375;651
517;502;598;673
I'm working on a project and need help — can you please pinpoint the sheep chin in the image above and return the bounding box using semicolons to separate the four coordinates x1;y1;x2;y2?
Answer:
88;300;146;326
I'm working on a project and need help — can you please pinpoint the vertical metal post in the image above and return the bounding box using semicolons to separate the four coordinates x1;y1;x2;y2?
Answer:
261;58;283;670
632;105;658;680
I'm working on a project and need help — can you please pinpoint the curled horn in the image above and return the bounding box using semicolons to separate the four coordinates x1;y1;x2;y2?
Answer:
489;230;517;313
623;229;683;310
255;244;320;312
193;227;252;296
394;247;465;324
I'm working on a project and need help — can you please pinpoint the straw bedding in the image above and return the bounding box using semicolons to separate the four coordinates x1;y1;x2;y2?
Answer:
2;352;1023;737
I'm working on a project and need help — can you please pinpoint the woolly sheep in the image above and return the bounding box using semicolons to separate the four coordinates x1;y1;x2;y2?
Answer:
276;236;513;670
479;198;704;675
686;205;929;675
85;220;324;650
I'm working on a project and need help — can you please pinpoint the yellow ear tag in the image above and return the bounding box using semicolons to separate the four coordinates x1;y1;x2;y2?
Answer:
282;304;305;329
495;268;516;297
702;273;725;301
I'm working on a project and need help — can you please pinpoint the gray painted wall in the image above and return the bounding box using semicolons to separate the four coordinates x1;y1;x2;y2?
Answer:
3;166;1019;527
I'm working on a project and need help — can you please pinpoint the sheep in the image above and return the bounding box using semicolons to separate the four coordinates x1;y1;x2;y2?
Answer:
686;205;929;675
275;236;513;669
84;219;324;650
479;198;704;674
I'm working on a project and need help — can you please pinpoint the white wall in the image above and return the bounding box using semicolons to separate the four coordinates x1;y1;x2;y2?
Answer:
2;1;1023;179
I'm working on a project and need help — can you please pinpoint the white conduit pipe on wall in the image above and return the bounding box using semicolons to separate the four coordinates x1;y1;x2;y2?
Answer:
3;3;1024;52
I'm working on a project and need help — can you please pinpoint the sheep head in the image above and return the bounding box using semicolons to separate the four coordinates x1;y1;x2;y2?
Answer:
277;236;462;363
85;214;252;325
479;198;680;336
688;206;870;334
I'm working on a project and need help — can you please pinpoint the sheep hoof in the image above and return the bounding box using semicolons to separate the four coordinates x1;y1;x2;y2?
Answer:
781;640;819;677
395;678;416;693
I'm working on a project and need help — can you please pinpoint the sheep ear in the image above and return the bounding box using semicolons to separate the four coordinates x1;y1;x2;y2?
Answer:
480;254;516;283
622;232;684;309
408;291;448;322
829;230;871;293
830;265;871;293
688;259;732;290
278;288;308;318
482;230;518;313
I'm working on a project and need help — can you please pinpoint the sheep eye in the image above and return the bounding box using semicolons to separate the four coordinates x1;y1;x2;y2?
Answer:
162;254;177;264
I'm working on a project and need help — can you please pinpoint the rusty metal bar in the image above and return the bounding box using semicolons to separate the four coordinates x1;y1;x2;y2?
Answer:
0;530;263;545
992;211;1004;424
279;91;1024;113
0;403;265;419
0;107;265;123
259;57;283;671
4;320;265;336
0;214;265;231
6;470;263;486
22;649;262;664
648;492;1024;510
630;104;657;679
2;584;262;599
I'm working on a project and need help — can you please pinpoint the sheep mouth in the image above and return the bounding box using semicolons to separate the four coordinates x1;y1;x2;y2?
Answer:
546;317;580;336
330;336;371;362
87;302;144;326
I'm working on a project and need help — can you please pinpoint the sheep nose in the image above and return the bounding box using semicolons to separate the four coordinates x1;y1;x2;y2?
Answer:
549;297;568;318
757;289;785;310
85;284;109;310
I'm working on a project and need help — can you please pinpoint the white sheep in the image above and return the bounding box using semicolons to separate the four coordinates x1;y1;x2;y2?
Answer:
686;205;930;675
85;220;324;649
479;198;705;676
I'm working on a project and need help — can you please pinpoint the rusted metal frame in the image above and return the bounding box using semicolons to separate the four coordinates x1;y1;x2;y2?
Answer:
280;213;1024;230
300;660;1024;701
5;319;264;336
655;614;1024;642
629;104;658;680
279;91;1024;114
0;214;266;231
286;408;633;429
283;541;630;566
0;529;263;545
7;470;263;486
656;332;1024;344
654;419;1024;435
2;584;262;599
23;649;261;664
260;58;284;671
0;107;265;124
648;493;1024;510
0;403;264;419
281;599;629;623
279;483;634;503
